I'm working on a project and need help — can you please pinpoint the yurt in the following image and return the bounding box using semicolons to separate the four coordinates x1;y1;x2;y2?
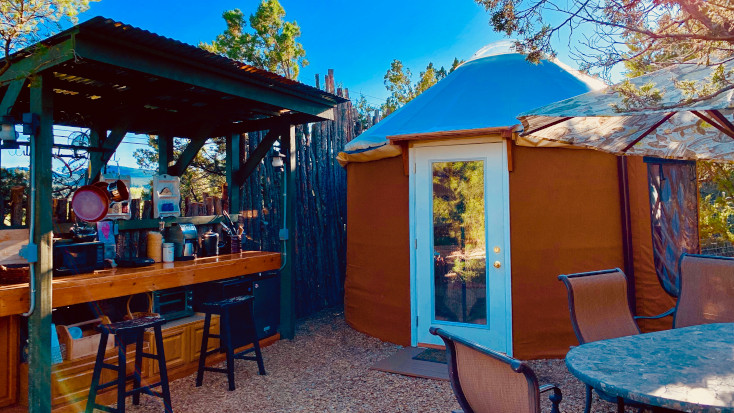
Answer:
339;42;680;359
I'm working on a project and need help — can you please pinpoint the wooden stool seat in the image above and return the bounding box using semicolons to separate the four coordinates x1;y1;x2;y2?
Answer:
85;315;172;413
196;295;266;391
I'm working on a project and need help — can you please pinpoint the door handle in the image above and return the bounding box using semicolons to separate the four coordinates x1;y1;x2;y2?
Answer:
493;261;501;268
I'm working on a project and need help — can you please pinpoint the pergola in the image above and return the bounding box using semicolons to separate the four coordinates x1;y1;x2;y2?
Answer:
0;16;343;411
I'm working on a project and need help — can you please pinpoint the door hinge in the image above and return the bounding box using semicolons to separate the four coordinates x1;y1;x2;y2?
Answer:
415;315;419;326
414;238;417;249
413;163;416;173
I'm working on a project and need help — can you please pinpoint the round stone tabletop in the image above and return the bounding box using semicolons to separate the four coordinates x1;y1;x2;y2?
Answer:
566;323;734;412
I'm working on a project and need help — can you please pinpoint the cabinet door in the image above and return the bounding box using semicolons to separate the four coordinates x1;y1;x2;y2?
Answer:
190;315;219;361
148;325;189;375
0;316;19;407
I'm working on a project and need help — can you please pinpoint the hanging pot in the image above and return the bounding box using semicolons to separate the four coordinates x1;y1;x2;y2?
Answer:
107;179;129;203
71;185;109;222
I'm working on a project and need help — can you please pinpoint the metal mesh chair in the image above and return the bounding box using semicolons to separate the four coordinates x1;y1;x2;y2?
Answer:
558;268;671;413
430;327;562;413
675;253;734;328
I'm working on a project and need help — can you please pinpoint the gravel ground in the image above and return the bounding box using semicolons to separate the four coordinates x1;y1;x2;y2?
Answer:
124;307;631;412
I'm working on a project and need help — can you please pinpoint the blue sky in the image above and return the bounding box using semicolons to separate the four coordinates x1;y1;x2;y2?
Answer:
2;0;591;169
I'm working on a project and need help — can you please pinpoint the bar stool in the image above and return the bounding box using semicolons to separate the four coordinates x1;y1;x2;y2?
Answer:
86;316;172;413
196;295;266;391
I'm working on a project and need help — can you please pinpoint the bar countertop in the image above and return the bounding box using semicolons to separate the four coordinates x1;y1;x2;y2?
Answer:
0;251;281;317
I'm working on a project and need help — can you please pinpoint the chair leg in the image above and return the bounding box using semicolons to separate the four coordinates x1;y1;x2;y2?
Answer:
250;325;266;375
85;331;109;413
225;345;236;391
153;325;173;413
195;313;211;387
117;340;127;413
248;299;266;375
584;385;593;413
132;333;144;405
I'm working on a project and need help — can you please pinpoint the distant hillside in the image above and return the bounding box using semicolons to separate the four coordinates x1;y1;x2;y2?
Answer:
2;165;155;189
102;165;155;188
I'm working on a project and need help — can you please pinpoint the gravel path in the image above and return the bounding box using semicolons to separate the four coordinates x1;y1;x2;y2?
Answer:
125;307;632;412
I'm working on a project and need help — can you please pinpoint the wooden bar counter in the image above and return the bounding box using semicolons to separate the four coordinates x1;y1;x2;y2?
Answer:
0;251;281;317
0;251;281;411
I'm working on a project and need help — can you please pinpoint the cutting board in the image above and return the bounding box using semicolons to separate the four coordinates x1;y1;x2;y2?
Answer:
0;229;29;265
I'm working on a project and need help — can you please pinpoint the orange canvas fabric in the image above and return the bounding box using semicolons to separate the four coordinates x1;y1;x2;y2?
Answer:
626;157;676;332
344;157;411;345
509;145;625;359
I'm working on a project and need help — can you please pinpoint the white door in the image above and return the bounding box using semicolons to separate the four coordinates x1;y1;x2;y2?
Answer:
412;142;511;353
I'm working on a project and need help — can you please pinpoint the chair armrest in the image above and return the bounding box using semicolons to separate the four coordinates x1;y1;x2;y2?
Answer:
539;384;562;413
634;306;675;320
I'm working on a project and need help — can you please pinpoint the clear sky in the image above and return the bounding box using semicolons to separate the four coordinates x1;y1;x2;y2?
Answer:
2;0;592;169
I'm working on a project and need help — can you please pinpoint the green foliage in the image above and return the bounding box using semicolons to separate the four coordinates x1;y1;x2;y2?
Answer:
698;161;734;246
200;0;307;80
0;0;99;77
0;167;27;225
475;0;734;108
133;136;226;202
354;94;377;130
378;58;461;117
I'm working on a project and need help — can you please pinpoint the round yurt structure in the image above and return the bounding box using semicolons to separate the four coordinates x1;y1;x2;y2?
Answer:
339;42;676;359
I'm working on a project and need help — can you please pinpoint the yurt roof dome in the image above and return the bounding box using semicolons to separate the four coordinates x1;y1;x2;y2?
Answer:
339;41;606;165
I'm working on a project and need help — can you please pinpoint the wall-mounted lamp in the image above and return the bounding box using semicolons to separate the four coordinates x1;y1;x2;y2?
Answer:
0;114;17;142
271;148;286;171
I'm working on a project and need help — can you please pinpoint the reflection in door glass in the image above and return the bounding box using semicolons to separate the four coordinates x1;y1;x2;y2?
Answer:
432;161;487;325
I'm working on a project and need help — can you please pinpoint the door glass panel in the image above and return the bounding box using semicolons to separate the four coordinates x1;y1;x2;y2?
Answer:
432;160;487;325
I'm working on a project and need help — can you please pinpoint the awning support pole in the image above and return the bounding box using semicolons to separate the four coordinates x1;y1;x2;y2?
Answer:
27;73;54;413
280;124;296;339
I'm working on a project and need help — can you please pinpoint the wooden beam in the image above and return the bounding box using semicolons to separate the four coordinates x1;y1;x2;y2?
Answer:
158;134;173;175
280;125;296;340
28;73;54;413
87;122;131;182
226;133;242;214
233;129;281;186
0;79;25;115
87;127;104;183
169;138;207;176
73;36;336;119
0;39;76;85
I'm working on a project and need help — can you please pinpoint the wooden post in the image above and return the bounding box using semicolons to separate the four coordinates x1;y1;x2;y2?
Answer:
281;124;296;339
28;73;54;412
87;128;105;183
226;133;242;214
158;135;172;175
10;186;24;226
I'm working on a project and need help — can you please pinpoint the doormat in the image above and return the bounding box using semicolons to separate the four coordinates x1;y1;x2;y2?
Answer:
412;348;447;364
370;347;449;381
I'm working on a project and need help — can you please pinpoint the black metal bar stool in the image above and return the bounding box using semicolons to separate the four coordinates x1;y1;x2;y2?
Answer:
196;295;266;391
86;315;172;413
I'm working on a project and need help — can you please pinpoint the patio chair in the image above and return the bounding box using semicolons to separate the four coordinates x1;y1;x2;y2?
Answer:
675;253;734;328
558;268;670;413
429;327;562;413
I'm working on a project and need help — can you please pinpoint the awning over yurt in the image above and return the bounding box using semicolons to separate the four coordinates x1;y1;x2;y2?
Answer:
337;41;607;165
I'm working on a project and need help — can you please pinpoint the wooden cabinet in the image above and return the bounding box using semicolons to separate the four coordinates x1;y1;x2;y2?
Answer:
147;323;189;375
0;316;19;408
4;313;275;412
191;315;220;360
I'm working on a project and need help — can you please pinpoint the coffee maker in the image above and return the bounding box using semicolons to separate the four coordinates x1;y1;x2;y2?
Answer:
167;223;198;259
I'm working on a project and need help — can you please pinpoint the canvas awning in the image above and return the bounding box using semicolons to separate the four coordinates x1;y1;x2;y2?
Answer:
518;61;734;161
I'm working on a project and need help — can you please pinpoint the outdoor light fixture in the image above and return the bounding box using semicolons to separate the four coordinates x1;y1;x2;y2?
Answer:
0;114;17;142
271;148;286;171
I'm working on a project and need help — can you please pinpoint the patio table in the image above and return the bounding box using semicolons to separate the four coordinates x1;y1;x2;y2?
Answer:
565;323;734;412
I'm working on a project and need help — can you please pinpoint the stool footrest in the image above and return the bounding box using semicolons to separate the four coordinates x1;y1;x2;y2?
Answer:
125;382;164;398
141;352;160;360
203;349;220;357
88;403;116;413
101;362;119;371
203;367;229;374
96;374;137;391
207;334;220;339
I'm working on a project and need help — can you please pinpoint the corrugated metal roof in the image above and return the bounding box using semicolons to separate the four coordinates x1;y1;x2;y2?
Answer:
22;16;346;106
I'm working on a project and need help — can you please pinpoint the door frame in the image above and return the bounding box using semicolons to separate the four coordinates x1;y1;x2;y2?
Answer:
408;136;513;355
